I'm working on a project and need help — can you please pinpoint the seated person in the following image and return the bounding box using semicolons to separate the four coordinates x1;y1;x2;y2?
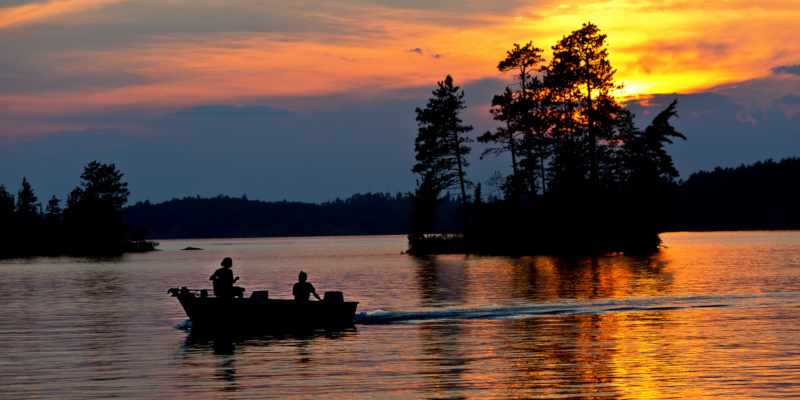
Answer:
293;271;321;301
209;257;240;297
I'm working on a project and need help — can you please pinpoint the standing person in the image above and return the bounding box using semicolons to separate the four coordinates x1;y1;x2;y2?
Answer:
293;271;321;301
210;257;239;297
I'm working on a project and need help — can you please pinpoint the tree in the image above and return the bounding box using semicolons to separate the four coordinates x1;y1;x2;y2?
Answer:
481;42;551;197
408;176;443;240
67;161;130;210
15;177;40;221
64;161;132;255
411;75;474;234
0;185;15;257
546;22;623;198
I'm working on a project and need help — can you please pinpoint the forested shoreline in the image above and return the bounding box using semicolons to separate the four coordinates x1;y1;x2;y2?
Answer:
117;157;800;241
122;192;460;239
2;156;797;257
0;161;157;258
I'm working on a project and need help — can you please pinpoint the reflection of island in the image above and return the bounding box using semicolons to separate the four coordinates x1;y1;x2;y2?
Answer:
409;252;684;398
412;252;673;306
418;321;474;400
412;256;469;307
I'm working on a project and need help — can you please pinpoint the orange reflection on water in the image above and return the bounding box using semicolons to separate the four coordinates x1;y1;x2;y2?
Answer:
415;252;676;306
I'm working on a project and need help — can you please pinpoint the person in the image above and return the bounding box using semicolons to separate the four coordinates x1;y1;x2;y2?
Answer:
293;271;321;301
210;257;239;297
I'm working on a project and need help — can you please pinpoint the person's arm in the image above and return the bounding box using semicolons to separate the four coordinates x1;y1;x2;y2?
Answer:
312;285;321;301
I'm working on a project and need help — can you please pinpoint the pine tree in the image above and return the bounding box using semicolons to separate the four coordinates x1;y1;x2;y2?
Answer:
15;177;39;220
411;75;473;234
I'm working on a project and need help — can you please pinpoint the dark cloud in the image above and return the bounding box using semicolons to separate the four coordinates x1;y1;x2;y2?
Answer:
771;64;800;76
171;105;296;117
774;94;800;105
408;48;423;54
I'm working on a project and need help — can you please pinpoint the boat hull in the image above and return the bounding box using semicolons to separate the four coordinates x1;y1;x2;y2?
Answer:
173;291;359;331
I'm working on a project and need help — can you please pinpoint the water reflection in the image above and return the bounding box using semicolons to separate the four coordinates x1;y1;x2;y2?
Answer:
412;252;674;309
409;252;686;398
178;328;358;394
418;321;470;400
413;255;470;306
5;234;800;399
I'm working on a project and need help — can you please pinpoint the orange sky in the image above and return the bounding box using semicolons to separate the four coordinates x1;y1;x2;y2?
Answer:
2;0;799;129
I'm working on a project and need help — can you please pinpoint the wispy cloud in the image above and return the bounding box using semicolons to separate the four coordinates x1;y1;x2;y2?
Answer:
0;0;123;30
172;105;295;117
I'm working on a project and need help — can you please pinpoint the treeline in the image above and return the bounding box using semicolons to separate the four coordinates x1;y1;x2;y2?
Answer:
408;23;685;255
123;156;800;241
123;192;461;239
665;157;800;231
0;161;157;258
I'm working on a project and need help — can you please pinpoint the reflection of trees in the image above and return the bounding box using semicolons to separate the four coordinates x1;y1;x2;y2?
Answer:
507;253;673;301
408;253;681;397
412;255;469;307
417;321;470;400
500;311;683;398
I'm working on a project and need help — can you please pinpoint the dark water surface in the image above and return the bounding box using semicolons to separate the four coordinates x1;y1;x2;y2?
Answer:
3;232;800;399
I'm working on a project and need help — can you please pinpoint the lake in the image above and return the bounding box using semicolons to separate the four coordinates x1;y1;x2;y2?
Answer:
2;232;800;399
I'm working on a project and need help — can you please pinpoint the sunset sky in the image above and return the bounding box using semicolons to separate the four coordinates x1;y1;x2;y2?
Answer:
1;0;799;204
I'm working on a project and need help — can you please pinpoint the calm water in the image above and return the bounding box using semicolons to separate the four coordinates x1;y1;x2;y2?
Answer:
3;232;800;399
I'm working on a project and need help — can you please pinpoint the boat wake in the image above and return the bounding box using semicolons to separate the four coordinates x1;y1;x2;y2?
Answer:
354;292;800;325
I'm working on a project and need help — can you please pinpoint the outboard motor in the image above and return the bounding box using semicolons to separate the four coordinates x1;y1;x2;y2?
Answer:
324;291;344;303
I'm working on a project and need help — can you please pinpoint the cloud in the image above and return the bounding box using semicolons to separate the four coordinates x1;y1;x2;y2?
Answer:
171;105;296;117
0;0;123;30
408;48;423;54
774;94;800;105
772;64;800;76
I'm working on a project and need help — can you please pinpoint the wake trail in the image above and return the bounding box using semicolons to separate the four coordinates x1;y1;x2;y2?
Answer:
354;292;800;325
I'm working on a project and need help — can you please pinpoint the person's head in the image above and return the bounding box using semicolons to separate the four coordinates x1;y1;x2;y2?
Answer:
220;257;233;268
298;271;307;282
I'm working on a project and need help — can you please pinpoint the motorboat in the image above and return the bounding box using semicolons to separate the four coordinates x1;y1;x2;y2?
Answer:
168;287;359;331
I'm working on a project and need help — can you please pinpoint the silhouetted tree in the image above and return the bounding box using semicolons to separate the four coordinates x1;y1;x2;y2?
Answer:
546;22;623;200
0;185;15;257
64;161;132;255
408;177;443;240
13;177;42;255
45;196;62;219
411;75;473;234
612;99;686;250
15;177;40;221
482;43;551;198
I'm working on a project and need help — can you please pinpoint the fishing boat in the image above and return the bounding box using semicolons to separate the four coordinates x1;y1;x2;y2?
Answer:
168;287;359;331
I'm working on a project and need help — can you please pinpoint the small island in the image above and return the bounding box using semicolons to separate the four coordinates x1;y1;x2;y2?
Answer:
407;23;684;256
0;161;158;258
